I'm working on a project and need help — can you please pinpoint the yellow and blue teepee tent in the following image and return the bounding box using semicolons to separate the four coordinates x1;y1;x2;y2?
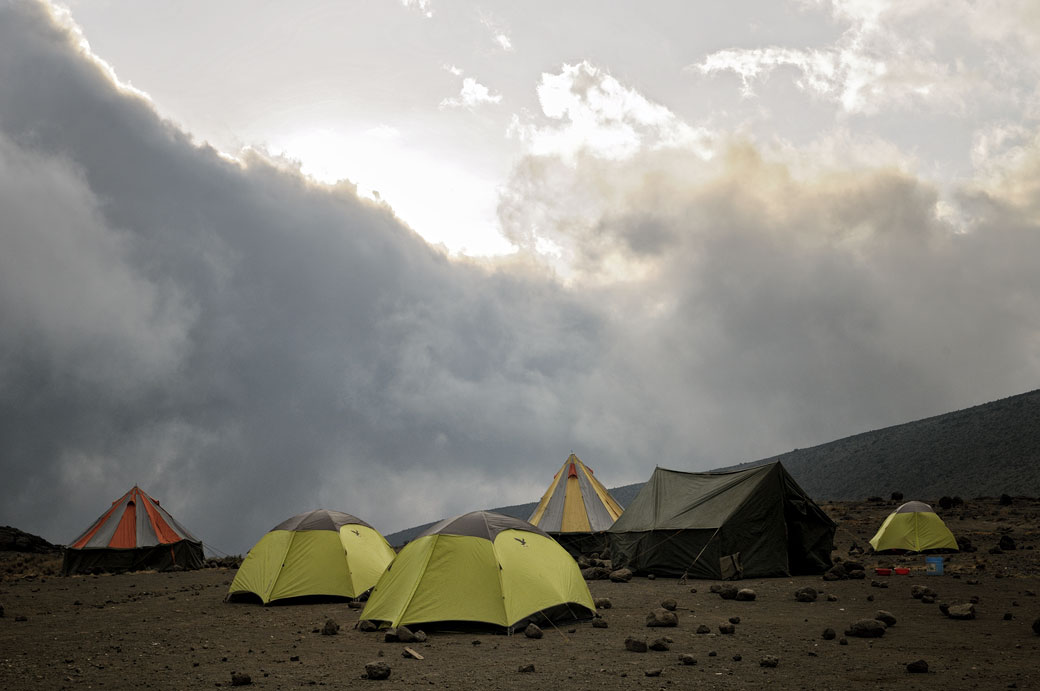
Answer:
869;501;959;553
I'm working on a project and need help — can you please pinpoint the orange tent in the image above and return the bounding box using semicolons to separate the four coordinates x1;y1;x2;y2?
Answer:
62;486;204;575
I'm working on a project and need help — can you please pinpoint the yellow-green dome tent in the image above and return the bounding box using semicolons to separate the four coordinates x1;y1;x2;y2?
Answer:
360;511;594;631
227;509;395;604
869;501;959;553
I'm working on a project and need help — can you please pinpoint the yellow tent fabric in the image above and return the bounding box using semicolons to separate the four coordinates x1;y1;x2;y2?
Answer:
528;454;623;533
227;509;395;604
869;501;959;553
360;511;594;630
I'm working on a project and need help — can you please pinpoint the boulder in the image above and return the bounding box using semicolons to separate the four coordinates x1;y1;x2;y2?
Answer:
846;619;887;638
735;588;756;601
625;637;648;653
717;585;739;600
646;608;679;627
906;659;929;673
874;610;897;627
609;568;634;583
364;661;391;680
648;638;670;651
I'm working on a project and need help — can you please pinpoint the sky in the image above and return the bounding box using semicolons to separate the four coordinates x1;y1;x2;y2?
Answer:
2;0;1039;555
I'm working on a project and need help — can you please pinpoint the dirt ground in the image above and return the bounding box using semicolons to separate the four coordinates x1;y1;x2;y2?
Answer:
1;498;1038;690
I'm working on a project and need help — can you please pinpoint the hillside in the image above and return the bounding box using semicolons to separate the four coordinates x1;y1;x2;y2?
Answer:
384;388;1040;545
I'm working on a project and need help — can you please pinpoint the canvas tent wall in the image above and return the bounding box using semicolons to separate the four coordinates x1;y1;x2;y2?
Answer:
527;453;624;555
227;509;395;604
62;486;204;575
608;463;835;579
361;511;594;631
869;501;959;553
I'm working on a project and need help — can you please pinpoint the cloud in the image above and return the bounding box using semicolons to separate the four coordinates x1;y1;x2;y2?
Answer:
401;0;433;19
439;76;503;109
2;2;1040;559
695;0;1040;115
479;12;513;52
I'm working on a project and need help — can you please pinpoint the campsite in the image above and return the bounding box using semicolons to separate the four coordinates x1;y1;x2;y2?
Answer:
2;495;1039;690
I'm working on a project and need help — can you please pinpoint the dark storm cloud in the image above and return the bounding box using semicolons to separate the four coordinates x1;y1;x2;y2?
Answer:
3;2;1039;555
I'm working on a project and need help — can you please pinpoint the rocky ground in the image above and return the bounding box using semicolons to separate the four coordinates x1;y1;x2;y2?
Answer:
1;498;1038;690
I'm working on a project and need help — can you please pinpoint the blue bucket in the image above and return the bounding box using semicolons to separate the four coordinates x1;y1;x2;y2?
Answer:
925;556;943;575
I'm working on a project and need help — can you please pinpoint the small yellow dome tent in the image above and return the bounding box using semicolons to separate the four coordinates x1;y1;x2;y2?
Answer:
227;509;395;604
528;454;623;555
360;511;594;631
869;501;959;553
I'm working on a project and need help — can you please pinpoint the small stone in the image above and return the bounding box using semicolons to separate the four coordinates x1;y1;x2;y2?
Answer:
735;588;756;601
524;623;543;639
649;638;670;651
592;618;608;629
794;586;818;603
867;594;875;602
646;608;679;627
822;628;836;640
396;626;417;643
679;653;697;665
921;595;936;604
644;668;662;677
689;587;697;594
594;598;612;609
717;585;739;600
696;624;711;634
517;663;535;674
839;637;848;645
946;603;976;620
358;620;378;632
708;650;717;657
625;637;648;653
1032;618;1040;635
609;568;634;583
660;598;677;611
647;573;656;580
846;619;886;638
875;610;897;627
827;594;838;602
1003;612;1014;621
759;656;779;668
728;616;741;625
230;672;252;686
383;629;399;643
322;619;340;636
906;659;929;673
364;661;391;680
414;630;427;643
732;654;742;661
14;615;27;622
581;566;610;580
718;622;735;635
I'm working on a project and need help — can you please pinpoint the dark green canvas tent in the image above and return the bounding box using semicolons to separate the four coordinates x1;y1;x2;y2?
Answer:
607;462;835;579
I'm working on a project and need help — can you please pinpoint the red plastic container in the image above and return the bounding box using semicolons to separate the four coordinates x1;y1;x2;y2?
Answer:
875;567;892;575
894;567;910;575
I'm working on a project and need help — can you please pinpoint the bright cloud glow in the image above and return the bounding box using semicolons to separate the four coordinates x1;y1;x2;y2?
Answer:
440;77;503;110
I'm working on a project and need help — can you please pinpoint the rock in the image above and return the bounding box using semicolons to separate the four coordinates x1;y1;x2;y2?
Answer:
414;630;427;643
647;574;656;580
709;584;722;593
847;569;866;580
358;620;378;632
364;661;391;680
826;594;838;602
718;622;735;635
625;637;648;653
732;654;742;661
679;653;697;665
696;624;711;634
839;637;848;645
938;602;950;616
649;638;670;651
867;595;875;602
646;608;679;627
842;561;865;573
717;585;739;600
759;656;779;668
939;496;953;510
321;619;340;636
911;585;937;600
524;623;543;639
581;566;610;580
906;659;929;673
609;568;634;583
14;615;27;622
594;598;612;609
230;672;252;686
921;595;936;604
660;598;677;611
891;491;904;501
576;555;591;569
846;619;886;638
1032;618;1040;635
518;663;535;673
383;629;399;643
999;493;1013;506
823;565;846;581
795;586;818;602
875;610;897;627
946;603;976;620
735;588;756;601
592;618;608;629
395;626;417;643
999;535;1017;551
644;668;662;677
822;628;836;640
728;616;741;625
1004;612;1014;621
708;650;717;657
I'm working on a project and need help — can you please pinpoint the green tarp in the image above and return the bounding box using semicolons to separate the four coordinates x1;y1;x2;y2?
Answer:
607;462;835;579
